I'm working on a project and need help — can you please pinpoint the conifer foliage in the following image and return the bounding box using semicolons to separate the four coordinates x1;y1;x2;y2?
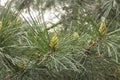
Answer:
0;0;120;80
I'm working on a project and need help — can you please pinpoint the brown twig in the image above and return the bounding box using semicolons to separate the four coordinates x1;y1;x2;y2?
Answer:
84;37;102;54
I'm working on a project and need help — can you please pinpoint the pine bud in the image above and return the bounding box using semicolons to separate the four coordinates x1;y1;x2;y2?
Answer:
96;2;100;8
99;17;107;36
73;32;79;40
88;40;95;45
50;33;58;51
115;68;120;74
16;17;22;26
35;53;41;58
16;59;27;71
